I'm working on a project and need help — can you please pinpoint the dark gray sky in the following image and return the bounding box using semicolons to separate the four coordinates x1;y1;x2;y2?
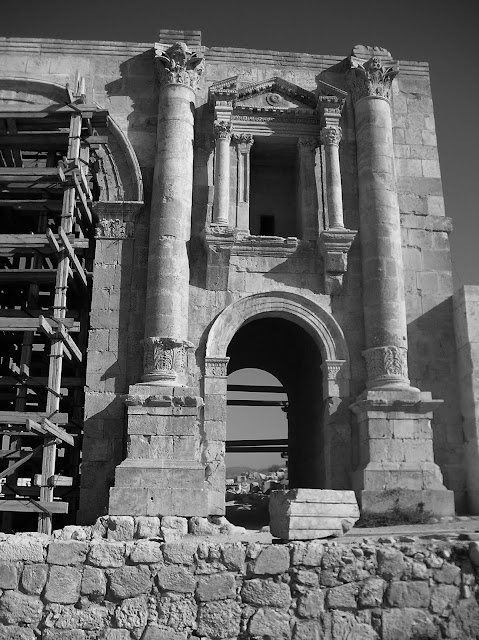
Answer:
3;0;477;286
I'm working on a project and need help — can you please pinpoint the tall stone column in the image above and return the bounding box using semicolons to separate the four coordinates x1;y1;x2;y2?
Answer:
348;55;454;516
297;137;319;240
142;42;204;385
348;56;408;389
213;121;232;225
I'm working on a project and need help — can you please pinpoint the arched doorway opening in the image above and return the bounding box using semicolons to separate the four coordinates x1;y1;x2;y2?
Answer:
226;317;324;488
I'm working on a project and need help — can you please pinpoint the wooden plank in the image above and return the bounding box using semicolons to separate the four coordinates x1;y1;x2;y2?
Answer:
0;270;57;283
33;473;73;487
0;444;43;480
72;173;93;226
0;500;68;514
228;385;286;394
0;233;88;250
0;376;84;387
0;200;63;211
26;418;74;446
225;446;287;453
0;317;75;332
55;324;82;363
226;439;288;446
0;167;63;179
58;227;88;287
0;133;70;150
0;411;68;425
227;400;286;407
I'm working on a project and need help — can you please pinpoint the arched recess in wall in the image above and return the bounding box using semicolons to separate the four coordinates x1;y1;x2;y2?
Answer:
0;76;143;202
205;291;351;398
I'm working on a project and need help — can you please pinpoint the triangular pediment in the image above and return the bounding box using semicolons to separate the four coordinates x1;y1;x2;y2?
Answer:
236;77;317;111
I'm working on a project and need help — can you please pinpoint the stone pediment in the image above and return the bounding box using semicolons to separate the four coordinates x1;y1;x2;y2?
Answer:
209;76;317;112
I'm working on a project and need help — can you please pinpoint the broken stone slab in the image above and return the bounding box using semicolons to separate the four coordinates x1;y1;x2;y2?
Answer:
269;489;359;540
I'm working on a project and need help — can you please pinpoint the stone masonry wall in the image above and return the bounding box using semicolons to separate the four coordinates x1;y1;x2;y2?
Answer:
1;520;479;639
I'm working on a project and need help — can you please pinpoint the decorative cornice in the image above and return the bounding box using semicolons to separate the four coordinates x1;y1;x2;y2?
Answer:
347;56;398;104
320;126;342;146
155;41;205;91
362;345;409;388
214;120;232;140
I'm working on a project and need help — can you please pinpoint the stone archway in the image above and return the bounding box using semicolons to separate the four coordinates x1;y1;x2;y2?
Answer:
202;292;352;514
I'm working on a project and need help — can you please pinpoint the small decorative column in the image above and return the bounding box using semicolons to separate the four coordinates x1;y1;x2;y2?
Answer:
317;96;356;294
213;121;232;225
297;137;319;240
142;42;204;385
347;54;454;516
233;133;254;232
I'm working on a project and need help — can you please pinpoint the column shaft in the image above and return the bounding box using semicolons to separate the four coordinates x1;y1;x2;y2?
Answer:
322;130;344;229
213;124;231;224
355;95;409;387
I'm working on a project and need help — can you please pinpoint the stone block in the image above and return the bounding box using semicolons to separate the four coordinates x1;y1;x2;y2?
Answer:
382;608;436;640
161;516;188;541
87;541;126;568
248;607;291;639
197;600;242;639
386;580;430;608
81;566;107;598
0;536;44;562
44;565;82;604
129;540;163;564
269;489;359;540
108;565;152;599
147;488;209;517
361;489;455;517
114;595;148;629
135;516;161;539
377;548;406;580
108;488;149;515
250;545;290;575
358;577;386;608
0;563;18;589
0;591;43;625
197;572;236;601
106;516;135;541
156;565;196;593
0;627;36;640
21;564;48;595
241;578;291;607
326;583;358;610
47;540;88;565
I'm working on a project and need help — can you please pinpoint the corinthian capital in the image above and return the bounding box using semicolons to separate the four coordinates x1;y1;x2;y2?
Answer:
320;126;342;146
155;41;204;91
347;56;398;104
214;120;232;140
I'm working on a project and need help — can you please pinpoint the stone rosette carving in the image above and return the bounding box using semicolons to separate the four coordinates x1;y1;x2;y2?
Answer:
204;357;230;377
95;218;129;239
214;120;232;140
155;41;204;91
347;56;398;103
142;336;194;383
362;345;409;387
320;126;342;146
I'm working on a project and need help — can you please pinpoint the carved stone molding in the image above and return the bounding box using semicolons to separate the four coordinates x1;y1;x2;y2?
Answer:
362;345;409;388
214;120;232;140
297;137;319;153
155;41;205;91
318;229;357;294
347;56;399;104
95;218;132;239
321;359;349;398
204;357;230;377
142;336;194;383
320;126;342;147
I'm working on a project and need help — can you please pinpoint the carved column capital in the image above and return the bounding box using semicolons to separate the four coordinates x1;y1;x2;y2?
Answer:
232;133;254;153
142;336;194;384
320;126;342;146
347;56;398;104
214;120;232;141
155;41;205;91
95;218;132;239
297;136;319;153
362;345;409;389
204;357;230;377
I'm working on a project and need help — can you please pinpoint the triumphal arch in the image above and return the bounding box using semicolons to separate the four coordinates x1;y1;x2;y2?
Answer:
0;29;475;533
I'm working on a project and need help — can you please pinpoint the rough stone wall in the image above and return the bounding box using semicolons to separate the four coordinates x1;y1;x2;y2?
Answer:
453;286;479;514
1;523;479;639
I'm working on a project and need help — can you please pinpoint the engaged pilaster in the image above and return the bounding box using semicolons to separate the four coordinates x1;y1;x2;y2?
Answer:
233;133;254;232
347;55;409;390
142;41;204;385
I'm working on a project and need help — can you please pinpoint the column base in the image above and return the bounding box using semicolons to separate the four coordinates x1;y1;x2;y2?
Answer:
350;387;455;517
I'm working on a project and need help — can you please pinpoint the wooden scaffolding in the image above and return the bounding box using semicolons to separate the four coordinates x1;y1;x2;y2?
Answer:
0;78;107;534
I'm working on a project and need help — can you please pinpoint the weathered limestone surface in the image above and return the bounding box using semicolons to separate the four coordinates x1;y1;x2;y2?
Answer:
0;533;479;639
269;489;360;539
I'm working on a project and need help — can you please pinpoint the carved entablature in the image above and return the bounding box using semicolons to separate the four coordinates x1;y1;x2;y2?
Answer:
155;41;205;91
347;56;399;103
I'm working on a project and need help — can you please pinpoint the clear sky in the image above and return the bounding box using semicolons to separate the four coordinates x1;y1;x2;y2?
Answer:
3;0;477;286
